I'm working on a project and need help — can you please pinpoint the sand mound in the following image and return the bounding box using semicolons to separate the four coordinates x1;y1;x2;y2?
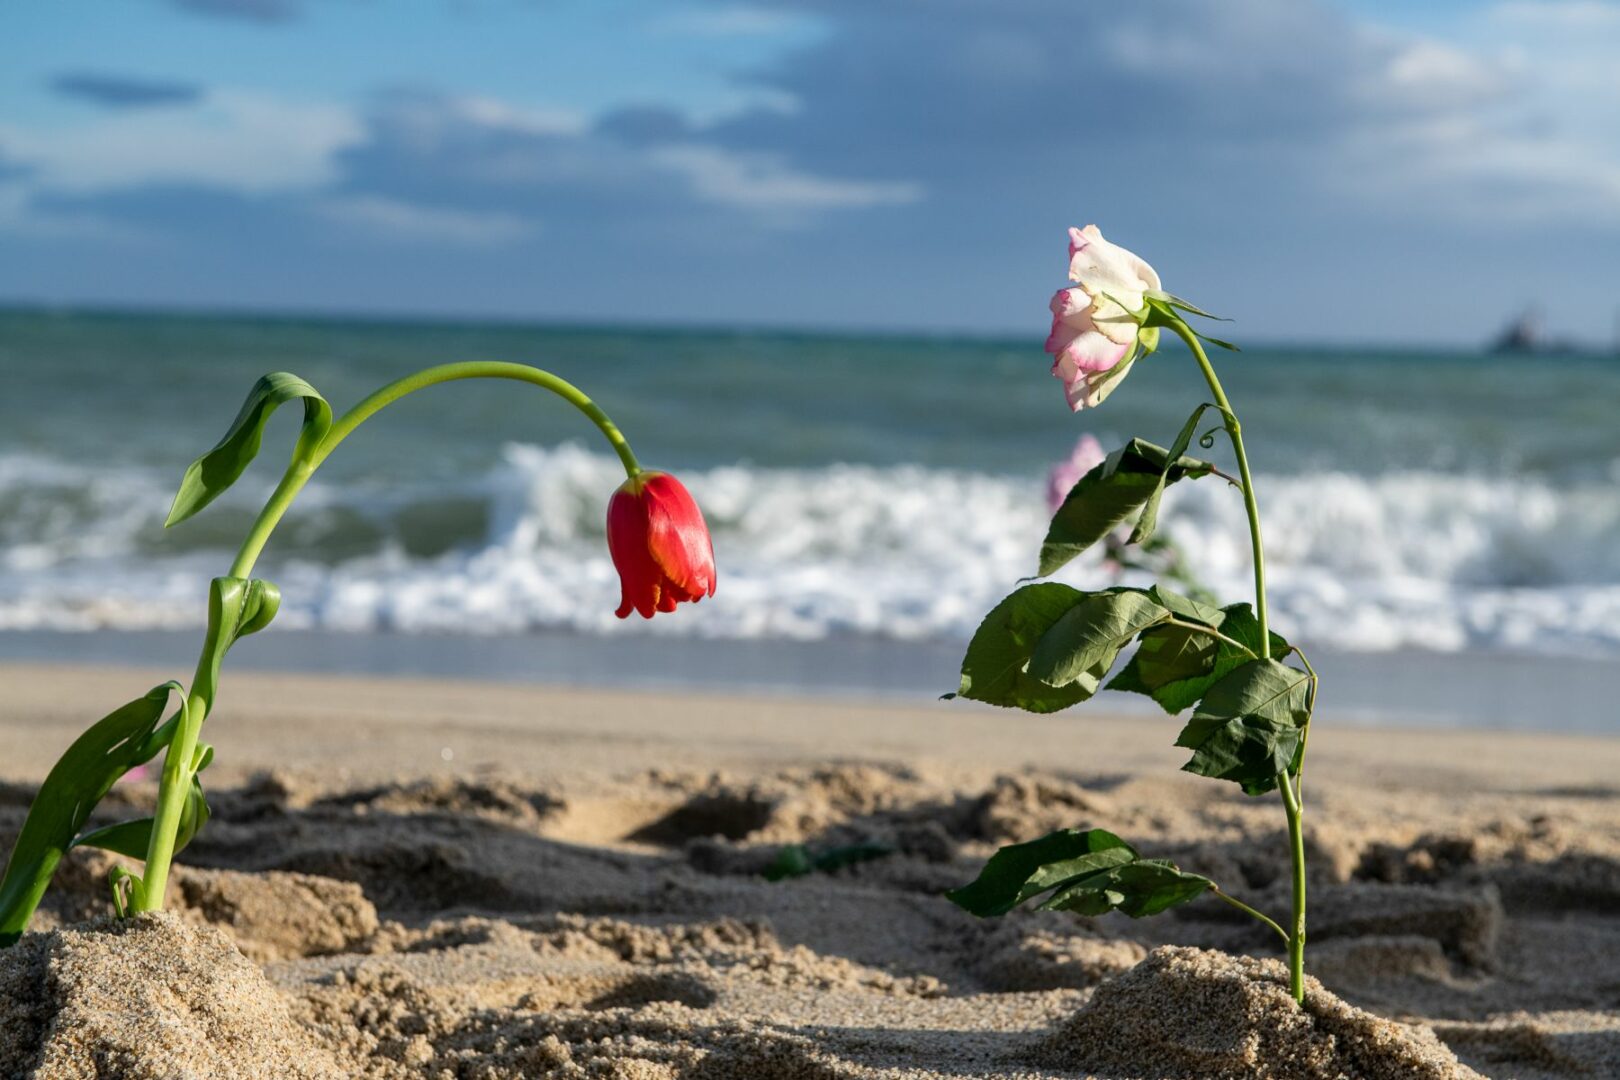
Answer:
1308;882;1502;968
174;866;379;961
0;912;343;1079
1034;946;1482;1080
6;754;1619;1078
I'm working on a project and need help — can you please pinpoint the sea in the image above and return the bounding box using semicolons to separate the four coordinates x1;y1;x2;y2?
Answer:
3;307;1618;731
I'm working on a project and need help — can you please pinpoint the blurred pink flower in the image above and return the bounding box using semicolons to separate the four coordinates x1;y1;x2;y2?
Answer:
1045;225;1160;411
117;764;152;784
1046;434;1107;513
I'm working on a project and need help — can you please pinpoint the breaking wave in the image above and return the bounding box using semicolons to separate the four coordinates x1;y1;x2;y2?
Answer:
3;444;1620;656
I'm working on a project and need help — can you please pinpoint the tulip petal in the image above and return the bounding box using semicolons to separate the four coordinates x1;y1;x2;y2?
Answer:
642;475;716;600
607;471;716;619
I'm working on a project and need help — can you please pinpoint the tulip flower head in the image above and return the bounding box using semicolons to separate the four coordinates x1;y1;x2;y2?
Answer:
607;471;717;619
1045;225;1161;411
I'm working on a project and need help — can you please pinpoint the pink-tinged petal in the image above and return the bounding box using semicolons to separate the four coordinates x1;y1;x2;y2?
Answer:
1045;288;1106;354
1067;225;1094;259
1049;287;1089;321
1060;328;1129;374
1052;346;1138;412
1045;318;1081;356
1065;224;1160;345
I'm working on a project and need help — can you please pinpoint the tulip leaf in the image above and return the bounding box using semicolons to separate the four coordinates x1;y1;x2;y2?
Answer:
1131;404;1228;546
194;577;280;709
1175;658;1311;795
956;583;1101;712
947;827;1212;920
1040;439;1216;577
166;372;331;527
1027;589;1170;688
0;683;183;946
74;744;214;861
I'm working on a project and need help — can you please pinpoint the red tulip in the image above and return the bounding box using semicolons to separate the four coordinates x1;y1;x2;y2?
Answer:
606;471;717;619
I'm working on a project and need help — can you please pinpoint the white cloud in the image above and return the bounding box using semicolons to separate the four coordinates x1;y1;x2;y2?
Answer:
311;195;535;246
0;90;361;196
650;144;921;212
377;92;587;148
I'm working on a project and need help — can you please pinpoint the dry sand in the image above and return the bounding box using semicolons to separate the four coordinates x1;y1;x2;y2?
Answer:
2;661;1618;1078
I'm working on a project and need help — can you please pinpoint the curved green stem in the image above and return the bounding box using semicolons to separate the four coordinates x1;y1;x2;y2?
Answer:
1170;325;1268;658
231;362;639;580
1168;321;1306;1002
138;362;638;914
1211;886;1290;945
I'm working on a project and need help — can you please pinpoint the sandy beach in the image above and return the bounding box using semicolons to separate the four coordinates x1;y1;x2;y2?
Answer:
4;661;1619;1078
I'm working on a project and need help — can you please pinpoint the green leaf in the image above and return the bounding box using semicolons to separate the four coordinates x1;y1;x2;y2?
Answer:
764;842;894;882
1147;584;1225;627
74;744;214;861
1106;598;1291;715
166;372;331;527
957;584;1098;712
1038;859;1213;918
946;828;1138;917
1175;659;1311;795
1040;439;1216;577
947;828;1212;920
1027;589;1169;688
1130;405;1225;546
0;683;183;945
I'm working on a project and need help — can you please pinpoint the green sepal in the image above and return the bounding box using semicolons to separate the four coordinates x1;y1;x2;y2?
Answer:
947;827;1212;920
1175;658;1311;795
955;583;1099;712
1196;332;1242;353
1040;439;1216;577
0;683;184;946
166;372;331;527
1144;289;1231;322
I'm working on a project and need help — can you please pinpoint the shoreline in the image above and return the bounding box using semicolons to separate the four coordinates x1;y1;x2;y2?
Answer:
5;659;1618;789
2;628;1619;733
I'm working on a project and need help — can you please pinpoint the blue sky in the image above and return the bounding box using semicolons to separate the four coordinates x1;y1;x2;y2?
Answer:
2;0;1617;344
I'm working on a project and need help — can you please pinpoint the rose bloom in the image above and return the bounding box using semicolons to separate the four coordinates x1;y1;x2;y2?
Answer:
606;471;717;619
1046;434;1107;513
1044;225;1161;411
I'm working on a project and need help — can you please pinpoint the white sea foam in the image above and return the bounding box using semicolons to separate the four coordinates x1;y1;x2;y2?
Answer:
2;445;1619;656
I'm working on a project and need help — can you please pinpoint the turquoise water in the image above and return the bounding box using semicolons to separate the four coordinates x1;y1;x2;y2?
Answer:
2;306;1619;659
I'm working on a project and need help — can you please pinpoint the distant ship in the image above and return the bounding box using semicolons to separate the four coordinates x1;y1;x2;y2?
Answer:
1487;309;1582;355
